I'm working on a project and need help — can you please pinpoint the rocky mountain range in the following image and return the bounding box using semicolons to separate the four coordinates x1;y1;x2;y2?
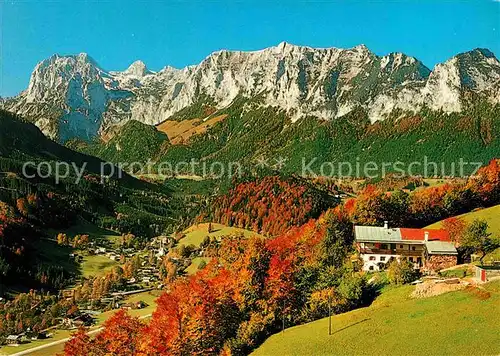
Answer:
2;42;500;142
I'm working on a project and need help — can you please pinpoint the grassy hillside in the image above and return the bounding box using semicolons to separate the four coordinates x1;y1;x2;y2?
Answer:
157;114;228;144
426;204;500;261
185;257;212;275
79;120;170;164
253;281;500;356
426;204;500;235
178;222;263;247
33;235;118;280
0;109;141;187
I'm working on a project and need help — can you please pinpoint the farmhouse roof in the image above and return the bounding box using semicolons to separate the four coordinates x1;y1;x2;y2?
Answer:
400;228;451;242
354;226;401;242
424;241;458;255
355;225;457;255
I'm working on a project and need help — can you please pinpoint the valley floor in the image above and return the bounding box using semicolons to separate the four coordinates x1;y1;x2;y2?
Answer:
0;290;159;356
253;281;500;356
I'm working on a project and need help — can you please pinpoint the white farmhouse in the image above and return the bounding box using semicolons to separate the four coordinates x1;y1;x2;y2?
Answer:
355;221;458;272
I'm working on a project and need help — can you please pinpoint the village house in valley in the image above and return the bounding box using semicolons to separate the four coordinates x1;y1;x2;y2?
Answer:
355;221;458;271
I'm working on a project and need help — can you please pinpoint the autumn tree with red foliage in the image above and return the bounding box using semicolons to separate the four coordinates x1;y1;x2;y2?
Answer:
140;265;240;355
93;309;144;355
62;310;143;356
62;327;94;356
468;159;500;204
442;216;468;244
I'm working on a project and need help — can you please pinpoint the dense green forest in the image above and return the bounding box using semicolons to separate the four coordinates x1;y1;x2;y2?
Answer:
73;99;500;177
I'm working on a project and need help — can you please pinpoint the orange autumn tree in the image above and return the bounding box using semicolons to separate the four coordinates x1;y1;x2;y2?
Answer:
218;236;271;310
16;198;29;217
351;185;385;225
140;286;185;354
62;327;93;356
63;310;143;356
139;265;240;355
442;216;468;244
57;233;69;246
468;159;500;203
93;309;143;355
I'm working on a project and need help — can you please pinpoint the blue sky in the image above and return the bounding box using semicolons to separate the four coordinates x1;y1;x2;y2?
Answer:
1;0;499;97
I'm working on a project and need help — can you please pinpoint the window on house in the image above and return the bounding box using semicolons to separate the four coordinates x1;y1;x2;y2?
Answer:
400;244;404;248
381;244;388;250
390;244;396;250
412;246;416;251
417;257;422;265
369;266;374;271
380;256;386;262
369;256;376;261
409;257;413;262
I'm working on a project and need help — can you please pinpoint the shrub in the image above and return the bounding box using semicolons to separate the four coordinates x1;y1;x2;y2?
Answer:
337;273;368;309
303;287;337;320
387;259;418;285
198;260;207;270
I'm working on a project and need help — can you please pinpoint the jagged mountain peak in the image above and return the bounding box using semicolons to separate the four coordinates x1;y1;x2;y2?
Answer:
3;44;499;142
428;48;500;94
123;60;152;77
456;48;497;60
39;52;101;69
74;52;94;62
352;43;370;53
277;41;289;50
25;52;106;102
433;47;500;71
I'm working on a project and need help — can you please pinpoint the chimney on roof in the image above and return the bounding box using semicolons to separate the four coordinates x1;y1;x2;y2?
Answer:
424;231;429;242
384;221;389;229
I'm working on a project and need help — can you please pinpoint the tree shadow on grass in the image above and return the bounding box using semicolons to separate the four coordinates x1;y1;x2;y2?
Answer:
331;318;370;335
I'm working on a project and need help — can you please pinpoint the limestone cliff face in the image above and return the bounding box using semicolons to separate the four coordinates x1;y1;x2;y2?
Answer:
3;44;499;142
